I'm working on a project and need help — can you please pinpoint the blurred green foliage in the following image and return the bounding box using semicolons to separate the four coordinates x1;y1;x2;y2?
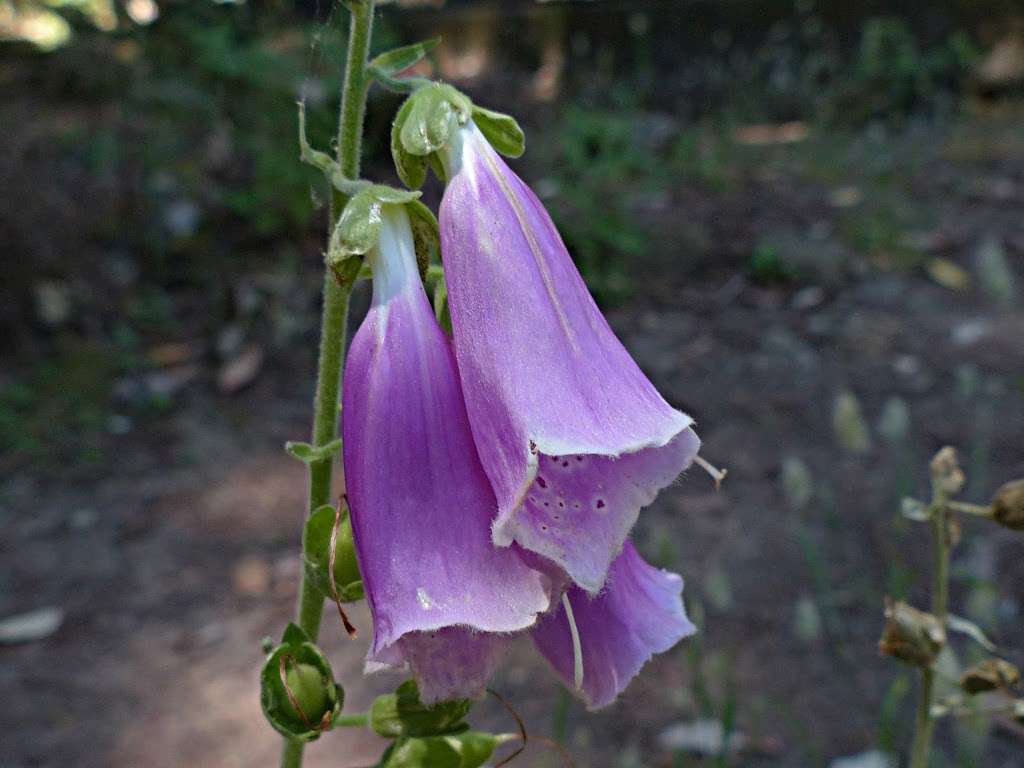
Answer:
545;103;667;305
0;0;1010;470
0;339;117;467
826;17;979;125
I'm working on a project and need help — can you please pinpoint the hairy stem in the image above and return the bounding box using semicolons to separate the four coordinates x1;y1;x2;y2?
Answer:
282;3;375;767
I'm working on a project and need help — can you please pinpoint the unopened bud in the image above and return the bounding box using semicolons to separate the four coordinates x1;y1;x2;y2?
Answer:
960;659;1021;694
879;599;945;668
930;446;965;496
992;479;1024;531
260;623;343;741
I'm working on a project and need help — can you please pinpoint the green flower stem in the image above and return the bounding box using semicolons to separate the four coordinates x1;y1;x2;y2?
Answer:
334;713;371;728
909;487;951;768
282;3;375;768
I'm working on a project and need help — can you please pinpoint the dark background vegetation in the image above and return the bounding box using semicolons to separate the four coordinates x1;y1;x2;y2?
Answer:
2;1;1023;766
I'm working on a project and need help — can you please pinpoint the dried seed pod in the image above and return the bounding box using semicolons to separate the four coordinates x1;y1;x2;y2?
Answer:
992;479;1024;531
879;599;945;668
960;659;1021;694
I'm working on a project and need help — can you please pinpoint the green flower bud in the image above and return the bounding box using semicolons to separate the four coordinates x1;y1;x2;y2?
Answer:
992;479;1024;531
285;663;330;720
260;623;343;741
878;599;945;668
370;680;473;738
960;658;1021;694
303;504;363;603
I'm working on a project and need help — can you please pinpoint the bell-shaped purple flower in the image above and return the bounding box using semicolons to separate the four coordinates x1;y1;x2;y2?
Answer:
342;204;551;702
438;122;700;594
531;541;696;709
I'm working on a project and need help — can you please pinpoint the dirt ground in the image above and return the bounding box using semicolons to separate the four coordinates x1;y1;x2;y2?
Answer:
3;111;1024;767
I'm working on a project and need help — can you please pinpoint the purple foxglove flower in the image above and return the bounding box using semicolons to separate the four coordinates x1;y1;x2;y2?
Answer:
531;541;696;709
438;122;700;594
342;204;551;702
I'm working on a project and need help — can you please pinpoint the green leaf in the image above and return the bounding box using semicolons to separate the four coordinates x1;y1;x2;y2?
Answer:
471;105;525;158
392;97;428;189
285;438;343;464
370;37;441;76
302;504;362;601
370;680;473;738
377;733;498;768
371;69;433;95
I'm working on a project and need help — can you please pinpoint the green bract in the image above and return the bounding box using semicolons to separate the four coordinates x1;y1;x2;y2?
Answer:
370;680;473;738
370;37;440;77
284;438;343;464
302;504;363;603
376;732;498;768
260;623;344;742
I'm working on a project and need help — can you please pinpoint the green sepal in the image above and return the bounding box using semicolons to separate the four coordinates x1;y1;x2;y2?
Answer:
397;83;472;158
370;680;473;738
471;105;525;158
405;199;440;279
302;504;363;603
392;97;429;190
282;622;310;646
429;267;452;335
260;624;343;742
376;732;498;768
370;37;440;77
285;438;343;464
428;152;448;184
329;185;421;266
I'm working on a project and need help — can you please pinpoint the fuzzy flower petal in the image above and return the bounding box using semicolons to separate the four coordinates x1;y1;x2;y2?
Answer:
393;628;513;704
531;541;696;709
343;205;551;699
439;123;700;592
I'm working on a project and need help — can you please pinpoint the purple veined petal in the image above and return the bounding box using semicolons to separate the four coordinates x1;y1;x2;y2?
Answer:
342;204;551;700
531;541;697;710
439;121;700;593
